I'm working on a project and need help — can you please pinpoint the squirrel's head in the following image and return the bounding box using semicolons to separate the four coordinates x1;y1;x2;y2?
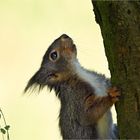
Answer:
25;34;78;92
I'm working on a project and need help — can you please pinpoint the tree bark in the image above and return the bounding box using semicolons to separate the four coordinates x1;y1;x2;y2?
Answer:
92;1;140;139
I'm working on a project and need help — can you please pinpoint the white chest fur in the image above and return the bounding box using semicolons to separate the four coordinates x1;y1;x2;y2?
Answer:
73;61;108;96
73;61;113;138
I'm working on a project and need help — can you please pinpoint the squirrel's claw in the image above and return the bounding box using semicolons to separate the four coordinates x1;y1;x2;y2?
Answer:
107;86;121;103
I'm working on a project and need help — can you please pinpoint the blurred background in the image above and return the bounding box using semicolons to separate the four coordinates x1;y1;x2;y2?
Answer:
0;0;115;140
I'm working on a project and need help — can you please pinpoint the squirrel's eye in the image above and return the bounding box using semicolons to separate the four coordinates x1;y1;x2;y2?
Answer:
49;50;59;61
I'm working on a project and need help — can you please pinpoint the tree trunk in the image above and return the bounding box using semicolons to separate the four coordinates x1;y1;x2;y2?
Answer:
92;1;140;139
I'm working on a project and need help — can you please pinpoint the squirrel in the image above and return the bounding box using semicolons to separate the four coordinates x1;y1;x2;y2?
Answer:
25;34;120;139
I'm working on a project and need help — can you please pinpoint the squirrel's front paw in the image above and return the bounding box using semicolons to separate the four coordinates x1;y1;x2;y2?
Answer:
107;87;120;103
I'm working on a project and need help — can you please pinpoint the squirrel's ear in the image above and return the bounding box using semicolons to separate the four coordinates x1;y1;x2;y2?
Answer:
24;70;41;93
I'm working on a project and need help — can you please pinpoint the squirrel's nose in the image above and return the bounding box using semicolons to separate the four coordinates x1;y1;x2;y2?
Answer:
61;34;70;39
60;34;73;48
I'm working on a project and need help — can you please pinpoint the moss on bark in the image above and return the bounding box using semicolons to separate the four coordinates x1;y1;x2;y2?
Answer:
92;1;140;139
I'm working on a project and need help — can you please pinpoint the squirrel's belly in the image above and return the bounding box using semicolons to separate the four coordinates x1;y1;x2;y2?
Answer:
97;110;113;139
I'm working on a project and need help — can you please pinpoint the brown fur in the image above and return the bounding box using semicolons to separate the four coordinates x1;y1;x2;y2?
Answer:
25;34;120;139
